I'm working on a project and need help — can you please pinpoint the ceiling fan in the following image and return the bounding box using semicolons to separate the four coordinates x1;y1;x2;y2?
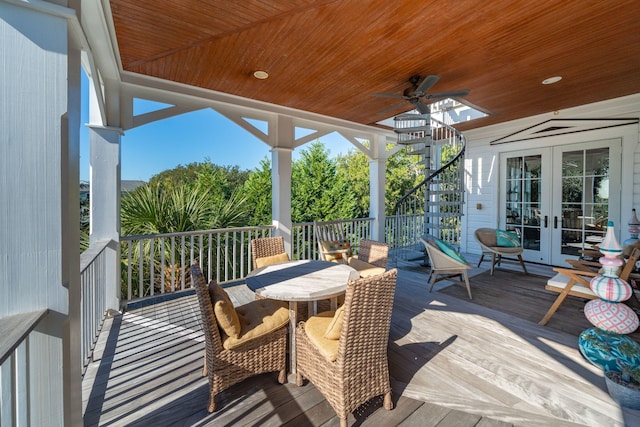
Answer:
373;75;470;115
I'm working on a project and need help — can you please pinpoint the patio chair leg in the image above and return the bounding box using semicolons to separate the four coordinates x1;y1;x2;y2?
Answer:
490;254;497;275
383;391;393;410
463;271;472;299
539;282;574;325
477;254;485;268
278;369;287;384
428;273;438;293
518;255;528;275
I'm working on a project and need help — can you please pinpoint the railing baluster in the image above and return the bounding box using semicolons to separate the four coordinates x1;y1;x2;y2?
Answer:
216;232;221;283
240;230;242;277
181;235;186;290
150;238;154;296
171;236;176;292
207;233;212;282
160;238;165;294
127;241;132;300
138;240;144;298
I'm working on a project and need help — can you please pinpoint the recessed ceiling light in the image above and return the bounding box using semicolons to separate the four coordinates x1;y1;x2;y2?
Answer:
253;70;269;79
542;76;562;85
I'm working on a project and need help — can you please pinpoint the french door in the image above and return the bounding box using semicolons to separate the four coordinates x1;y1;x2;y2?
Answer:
500;139;621;265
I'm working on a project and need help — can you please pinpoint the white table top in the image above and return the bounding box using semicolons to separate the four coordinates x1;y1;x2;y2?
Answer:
246;260;359;302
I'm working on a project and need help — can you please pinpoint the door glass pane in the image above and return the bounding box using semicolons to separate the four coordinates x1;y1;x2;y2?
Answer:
504;154;541;250
561;148;609;256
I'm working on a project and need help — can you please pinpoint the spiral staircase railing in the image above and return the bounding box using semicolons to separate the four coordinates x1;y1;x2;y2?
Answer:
390;113;466;264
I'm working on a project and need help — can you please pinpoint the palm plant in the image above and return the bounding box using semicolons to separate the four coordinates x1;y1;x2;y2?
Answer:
120;182;248;299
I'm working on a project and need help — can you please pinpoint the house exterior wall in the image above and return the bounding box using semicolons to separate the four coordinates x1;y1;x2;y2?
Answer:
1;1;82;424
461;94;640;259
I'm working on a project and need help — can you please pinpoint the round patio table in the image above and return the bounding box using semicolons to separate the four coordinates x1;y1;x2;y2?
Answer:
246;259;358;374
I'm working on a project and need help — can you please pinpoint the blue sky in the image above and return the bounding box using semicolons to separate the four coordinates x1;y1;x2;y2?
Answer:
79;73;354;182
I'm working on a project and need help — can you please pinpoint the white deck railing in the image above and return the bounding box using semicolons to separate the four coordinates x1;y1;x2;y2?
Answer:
120;226;276;303
80;239;115;370
292;218;374;260
0;309;49;425
119;219;377;305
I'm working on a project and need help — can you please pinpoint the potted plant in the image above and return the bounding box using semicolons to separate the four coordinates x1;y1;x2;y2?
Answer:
605;341;640;410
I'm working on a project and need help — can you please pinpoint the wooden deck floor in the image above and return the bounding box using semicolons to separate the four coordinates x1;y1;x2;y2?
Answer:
82;259;640;426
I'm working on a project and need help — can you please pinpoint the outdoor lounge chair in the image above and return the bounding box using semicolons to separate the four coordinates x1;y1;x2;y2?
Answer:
539;248;640;326
295;269;397;427
474;228;528;275
421;237;473;299
250;236;290;269
190;262;288;412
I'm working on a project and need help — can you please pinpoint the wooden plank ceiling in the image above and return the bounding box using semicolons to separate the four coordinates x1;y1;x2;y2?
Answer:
109;0;640;131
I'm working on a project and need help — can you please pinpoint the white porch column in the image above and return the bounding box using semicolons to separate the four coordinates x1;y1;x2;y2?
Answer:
0;1;82;425
271;147;294;255
88;126;122;312
369;136;387;241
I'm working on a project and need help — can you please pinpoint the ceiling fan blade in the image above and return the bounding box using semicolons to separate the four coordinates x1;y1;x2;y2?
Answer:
372;93;406;99
377;100;409;114
414;75;440;95
425;89;470;99
415;101;431;115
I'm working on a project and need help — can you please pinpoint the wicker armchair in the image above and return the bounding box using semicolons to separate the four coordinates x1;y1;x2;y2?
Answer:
347;239;388;277
295;269;398;427
251;236;289;269
190;262;288;412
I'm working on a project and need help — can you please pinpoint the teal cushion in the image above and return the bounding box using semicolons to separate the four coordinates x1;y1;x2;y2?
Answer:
434;238;467;264
496;229;520;247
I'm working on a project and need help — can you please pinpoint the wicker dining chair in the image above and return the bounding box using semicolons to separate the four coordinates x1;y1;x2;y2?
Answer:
190;262;288;412
347;239;389;277
295;269;398;427
251;236;289;269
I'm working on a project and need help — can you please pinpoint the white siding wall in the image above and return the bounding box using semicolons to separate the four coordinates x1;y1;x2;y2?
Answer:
1;2;82;424
462;94;640;256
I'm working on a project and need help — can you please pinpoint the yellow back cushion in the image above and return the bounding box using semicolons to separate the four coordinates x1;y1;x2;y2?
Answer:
255;252;290;268
208;282;242;339
320;239;351;261
323;305;344;340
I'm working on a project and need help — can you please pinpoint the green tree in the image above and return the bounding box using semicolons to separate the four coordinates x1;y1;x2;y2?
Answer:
335;149;369;218
386;147;423;214
149;158;249;202
243;157;272;225
291;141;358;222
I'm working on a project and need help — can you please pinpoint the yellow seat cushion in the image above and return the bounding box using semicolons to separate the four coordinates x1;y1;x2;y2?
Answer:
347;257;386;278
304;311;340;362
209;282;242;339
255;252;290;268
222;299;289;350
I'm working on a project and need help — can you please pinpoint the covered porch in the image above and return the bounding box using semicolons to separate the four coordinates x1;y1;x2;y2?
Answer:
81;257;639;426
3;1;640;425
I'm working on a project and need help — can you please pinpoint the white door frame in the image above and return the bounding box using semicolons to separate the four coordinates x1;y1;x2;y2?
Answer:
494;124;636;265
